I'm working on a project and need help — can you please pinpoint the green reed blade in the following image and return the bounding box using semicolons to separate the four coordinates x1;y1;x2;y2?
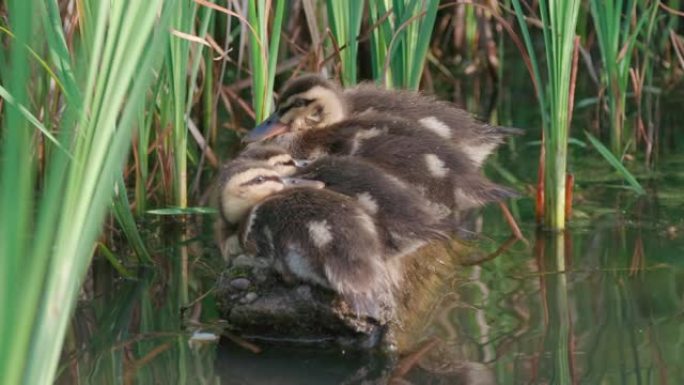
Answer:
0;0;35;381
112;177;154;265
326;0;363;85
368;0;438;89
584;131;646;195
407;0;438;89
248;0;284;122
265;0;285;114
0;0;175;382
512;0;581;230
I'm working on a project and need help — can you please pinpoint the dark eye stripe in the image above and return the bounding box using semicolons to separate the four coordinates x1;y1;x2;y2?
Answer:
279;98;313;114
241;175;280;186
276;160;296;166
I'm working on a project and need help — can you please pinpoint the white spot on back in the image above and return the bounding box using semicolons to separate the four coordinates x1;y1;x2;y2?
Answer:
425;200;452;219
356;192;379;214
284;245;328;287
458;143;496;167
384;173;410;190
355;209;378;238
424;154;449;178
350;127;386;155
307;220;333;248
419;116;452;139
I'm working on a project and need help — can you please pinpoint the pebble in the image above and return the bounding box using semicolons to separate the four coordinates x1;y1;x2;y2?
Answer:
230;278;251;291
244;292;258;303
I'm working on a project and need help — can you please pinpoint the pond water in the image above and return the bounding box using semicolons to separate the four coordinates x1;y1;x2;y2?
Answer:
57;79;684;384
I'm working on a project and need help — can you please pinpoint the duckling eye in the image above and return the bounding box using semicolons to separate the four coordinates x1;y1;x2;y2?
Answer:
292;98;307;108
255;176;266;183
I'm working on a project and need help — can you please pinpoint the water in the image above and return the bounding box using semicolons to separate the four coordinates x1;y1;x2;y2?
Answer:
57;146;684;384
58;77;684;385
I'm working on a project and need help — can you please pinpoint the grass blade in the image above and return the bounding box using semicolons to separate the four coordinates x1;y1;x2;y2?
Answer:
584;131;646;195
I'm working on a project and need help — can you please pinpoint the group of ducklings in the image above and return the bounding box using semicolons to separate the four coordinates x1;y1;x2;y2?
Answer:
216;75;519;319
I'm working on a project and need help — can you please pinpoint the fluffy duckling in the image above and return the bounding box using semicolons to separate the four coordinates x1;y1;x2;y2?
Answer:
295;156;452;258
238;145;451;258
247;74;522;167
238;144;310;176
257;112;517;216
219;160;396;319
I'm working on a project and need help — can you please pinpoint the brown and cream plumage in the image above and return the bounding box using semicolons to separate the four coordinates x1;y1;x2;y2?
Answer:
218;159;396;319
247;74;522;167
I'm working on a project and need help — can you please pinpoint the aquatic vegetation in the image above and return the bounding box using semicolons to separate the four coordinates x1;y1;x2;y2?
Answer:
0;0;174;383
590;0;659;155
368;0;440;89
246;0;285;122
326;0;364;85
0;0;682;382
511;0;582;230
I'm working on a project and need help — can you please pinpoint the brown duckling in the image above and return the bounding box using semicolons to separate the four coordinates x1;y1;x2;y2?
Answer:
247;74;522;167
237;145;452;258
253;112;517;216
219;160;396;319
238;144;310;176
295;155;452;257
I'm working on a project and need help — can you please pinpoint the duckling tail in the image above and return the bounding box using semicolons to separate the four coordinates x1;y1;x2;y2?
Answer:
454;179;520;210
489;125;525;137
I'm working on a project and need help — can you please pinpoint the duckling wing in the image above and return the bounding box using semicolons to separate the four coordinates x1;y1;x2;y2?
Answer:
345;85;522;166
296;156;450;256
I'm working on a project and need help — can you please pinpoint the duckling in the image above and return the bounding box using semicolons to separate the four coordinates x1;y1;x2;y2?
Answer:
238;144;310;176
238;145;452;258
247;74;522;167
261;112;517;216
219;160;396;319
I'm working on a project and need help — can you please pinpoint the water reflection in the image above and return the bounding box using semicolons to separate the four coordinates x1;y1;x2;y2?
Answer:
60;173;684;385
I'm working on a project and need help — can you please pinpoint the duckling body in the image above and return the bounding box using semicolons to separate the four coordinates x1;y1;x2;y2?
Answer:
295;155;450;258
219;160;395;318
249;74;521;167
280;112;517;215
238;144;306;176
234;145;450;258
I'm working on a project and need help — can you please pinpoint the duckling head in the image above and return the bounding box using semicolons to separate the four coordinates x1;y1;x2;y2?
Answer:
219;161;324;224
246;75;347;142
239;144;310;176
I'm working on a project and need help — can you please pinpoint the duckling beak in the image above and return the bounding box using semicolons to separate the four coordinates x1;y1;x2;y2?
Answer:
281;177;325;190
245;111;289;142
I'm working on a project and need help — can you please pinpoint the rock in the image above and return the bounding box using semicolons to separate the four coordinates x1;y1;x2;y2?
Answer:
243;292;258;303
216;238;469;351
230;278;250;291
